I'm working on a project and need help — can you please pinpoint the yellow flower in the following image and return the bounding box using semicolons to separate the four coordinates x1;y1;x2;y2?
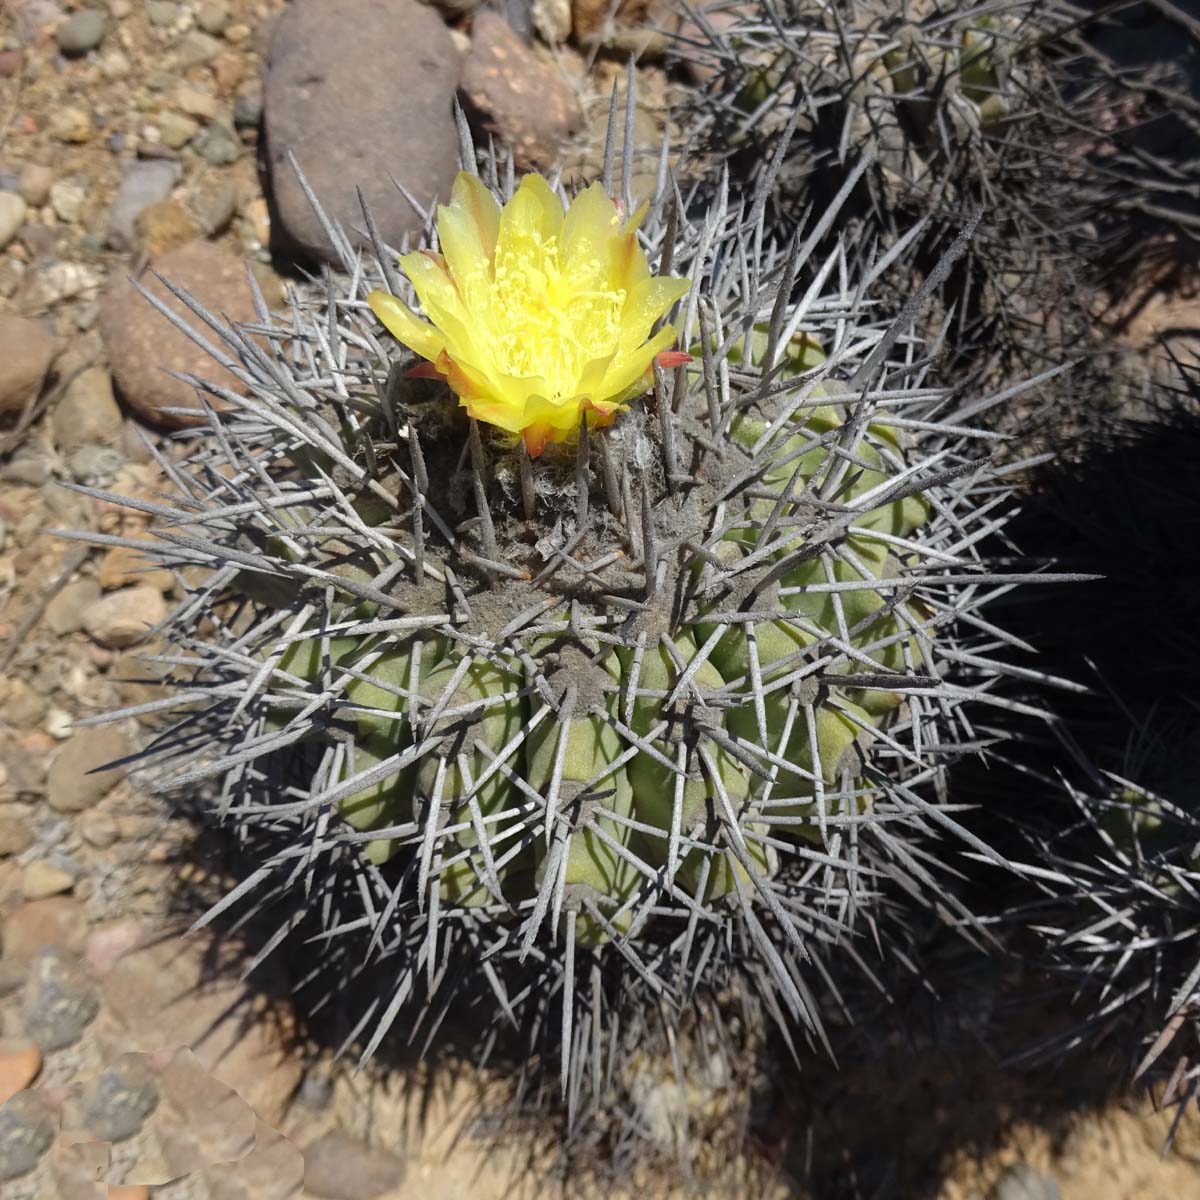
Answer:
368;172;691;458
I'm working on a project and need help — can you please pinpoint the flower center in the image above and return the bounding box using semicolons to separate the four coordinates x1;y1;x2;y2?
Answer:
488;235;625;400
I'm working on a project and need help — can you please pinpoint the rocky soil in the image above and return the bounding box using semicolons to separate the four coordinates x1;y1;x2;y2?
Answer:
0;0;1196;1197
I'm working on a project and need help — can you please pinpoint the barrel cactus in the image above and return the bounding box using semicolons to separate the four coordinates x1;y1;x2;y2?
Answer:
68;105;1063;1130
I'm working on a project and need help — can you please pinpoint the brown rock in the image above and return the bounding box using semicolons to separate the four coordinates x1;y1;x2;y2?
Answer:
2;895;88;962
52;366;123;450
109;651;171;725
264;0;460;265
83;584;168;649
461;13;582;171
199;1117;305;1200
21;860;74;900
132;199;201;262
99;539;174;592
45;578;102;636
0;314;54;417
0;811;33;858
18;163;54;207
303;1130;406;1200
1;678;47;729
99;242;260;428
0;1038;42;1104
157;1048;258;1177
84;919;145;977
46;725;132;813
213;51;245;96
100;934;302;1127
174;85;219;121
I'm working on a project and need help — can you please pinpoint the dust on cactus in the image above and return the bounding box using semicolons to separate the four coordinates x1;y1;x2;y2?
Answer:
58;93;1081;1135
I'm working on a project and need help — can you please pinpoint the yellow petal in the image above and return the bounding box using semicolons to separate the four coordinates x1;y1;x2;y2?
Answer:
561;182;621;291
621;276;689;343
496;174;564;263
367;290;444;363
438;173;500;308
600;325;678;403
400;251;466;329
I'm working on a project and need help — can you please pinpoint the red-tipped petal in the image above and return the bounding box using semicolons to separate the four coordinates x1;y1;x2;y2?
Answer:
405;360;443;380
656;350;693;370
523;423;551;459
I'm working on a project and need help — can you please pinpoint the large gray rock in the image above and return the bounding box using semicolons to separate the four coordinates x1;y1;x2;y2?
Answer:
264;0;460;265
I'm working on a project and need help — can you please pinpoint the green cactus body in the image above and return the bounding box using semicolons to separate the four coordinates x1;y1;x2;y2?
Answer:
105;142;1035;1104
621;637;770;901
417;656;527;906
528;674;641;944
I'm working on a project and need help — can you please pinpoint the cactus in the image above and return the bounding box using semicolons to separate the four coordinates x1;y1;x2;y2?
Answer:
65;96;1073;1130
674;0;1200;416
987;366;1200;1121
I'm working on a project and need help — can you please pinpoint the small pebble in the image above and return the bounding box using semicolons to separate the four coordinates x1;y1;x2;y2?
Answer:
50;107;94;144
53;365;123;450
78;1055;161;1141
18;164;53;207
22;860;74;900
0;191;27;250
2;896;87;962
212;50;244;94
145;1;179;26
989;1165;1062;1200
0;1090;56;1182
46;578;102;635
84;918;143;975
0;1039;41;1105
21;946;100;1051
224;21;251;43
100;47;131;79
56;9;108;56
108;157;180;250
83;586;168;649
194;122;240;166
68;443;125;485
0;812;33;858
233;83;263;129
190;178;239;237
245;195;270;245
177;30;223;68
0;50;24;79
49;177;86;223
175;84;218;121
78;810;119;849
46;724;131;812
0;314;54;416
158;111;198;150
303;1130;407;1200
196;0;230;35
132;197;199;260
